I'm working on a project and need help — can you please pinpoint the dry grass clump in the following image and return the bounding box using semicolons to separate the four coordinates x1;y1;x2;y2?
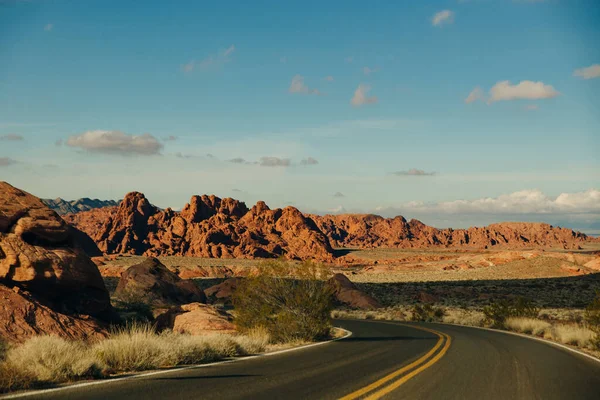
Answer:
6;336;103;382
0;336;103;393
505;317;551;336
0;324;272;393
550;324;596;348
442;309;486;327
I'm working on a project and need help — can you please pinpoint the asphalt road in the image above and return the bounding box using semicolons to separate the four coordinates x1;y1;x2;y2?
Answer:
14;320;600;400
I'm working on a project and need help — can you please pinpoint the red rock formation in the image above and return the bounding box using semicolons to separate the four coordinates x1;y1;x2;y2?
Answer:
0;182;112;318
67;192;335;261
0;181;113;343
328;273;380;309
66;190;595;262
155;303;236;335
0;285;108;343
311;214;594;250
114;258;206;307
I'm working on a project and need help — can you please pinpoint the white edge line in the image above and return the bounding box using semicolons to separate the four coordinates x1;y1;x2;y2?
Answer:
438;322;600;365
1;328;353;399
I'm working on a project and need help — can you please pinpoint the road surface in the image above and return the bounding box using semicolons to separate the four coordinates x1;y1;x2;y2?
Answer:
12;320;600;400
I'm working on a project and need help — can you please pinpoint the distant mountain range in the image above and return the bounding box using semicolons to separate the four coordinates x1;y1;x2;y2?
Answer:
41;197;120;215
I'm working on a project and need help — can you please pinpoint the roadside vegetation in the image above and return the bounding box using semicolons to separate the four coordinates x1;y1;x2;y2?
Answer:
233;260;334;343
0;323;270;394
332;293;600;354
1;260;337;394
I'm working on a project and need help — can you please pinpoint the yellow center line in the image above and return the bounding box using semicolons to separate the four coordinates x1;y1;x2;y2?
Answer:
365;333;452;400
339;324;450;400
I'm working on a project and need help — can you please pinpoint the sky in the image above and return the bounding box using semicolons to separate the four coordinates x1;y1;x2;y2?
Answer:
0;0;599;232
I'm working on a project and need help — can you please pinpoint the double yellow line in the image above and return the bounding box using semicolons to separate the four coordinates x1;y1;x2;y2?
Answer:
340;325;452;400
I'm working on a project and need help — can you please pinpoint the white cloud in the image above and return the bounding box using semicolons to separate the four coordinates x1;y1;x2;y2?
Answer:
573;64;600;80
66;130;164;155
0;134;24;141
350;84;378;107
289;75;320;95
44;23;53;31
300;157;319;166
488;80;559;103
182;45;235;73
432;10;454;27
464;86;484;104
381;189;600;215
259;156;291;167
0;157;17;167
393;169;435;176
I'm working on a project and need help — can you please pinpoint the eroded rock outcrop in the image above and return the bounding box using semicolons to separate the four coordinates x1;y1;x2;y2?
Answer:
0;285;108;343
67;192;335;261
328;274;380;310
114;258;206;307
0;182;111;318
155;302;236;335
0;181;113;342
311;214;594;251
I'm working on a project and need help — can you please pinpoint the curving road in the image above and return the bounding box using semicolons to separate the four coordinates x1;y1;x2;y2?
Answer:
10;320;600;400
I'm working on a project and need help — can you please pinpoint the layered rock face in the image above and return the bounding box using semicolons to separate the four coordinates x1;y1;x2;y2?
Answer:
311;214;593;250
0;182;113;342
67;193;335;261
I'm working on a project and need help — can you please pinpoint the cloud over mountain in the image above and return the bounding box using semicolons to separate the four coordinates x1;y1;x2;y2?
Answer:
66;130;163;155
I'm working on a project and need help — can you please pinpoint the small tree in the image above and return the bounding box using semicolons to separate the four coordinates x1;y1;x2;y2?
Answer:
233;260;334;343
483;297;539;328
584;291;600;349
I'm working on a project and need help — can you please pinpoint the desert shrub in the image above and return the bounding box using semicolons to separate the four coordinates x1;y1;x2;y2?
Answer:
584;291;600;349
0;360;35;393
92;323;171;372
505;317;551;336
551;324;596;348
442;309;486;327
233;260;334;343
112;294;154;323
0;340;6;361
5;336;103;383
483;297;539;328
234;326;270;355
410;304;445;322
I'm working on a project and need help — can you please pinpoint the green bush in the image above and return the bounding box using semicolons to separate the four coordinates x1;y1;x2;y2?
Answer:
410;304;445;322
233;260;334;343
483;297;539;328
584;291;600;349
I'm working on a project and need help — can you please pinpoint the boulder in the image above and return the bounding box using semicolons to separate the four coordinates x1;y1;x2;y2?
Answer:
0;284;108;343
155;303;236;335
328;273;380;310
0;181;112;318
114;258;206;307
204;278;240;304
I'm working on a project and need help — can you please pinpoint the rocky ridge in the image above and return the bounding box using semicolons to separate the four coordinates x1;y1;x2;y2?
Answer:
67;191;596;260
42;197;119;215
66;193;335;261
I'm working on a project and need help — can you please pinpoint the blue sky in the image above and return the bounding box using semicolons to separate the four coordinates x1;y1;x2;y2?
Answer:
0;0;598;231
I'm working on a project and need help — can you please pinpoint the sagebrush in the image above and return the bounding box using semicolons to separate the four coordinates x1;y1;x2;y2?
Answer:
233;260;334;342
